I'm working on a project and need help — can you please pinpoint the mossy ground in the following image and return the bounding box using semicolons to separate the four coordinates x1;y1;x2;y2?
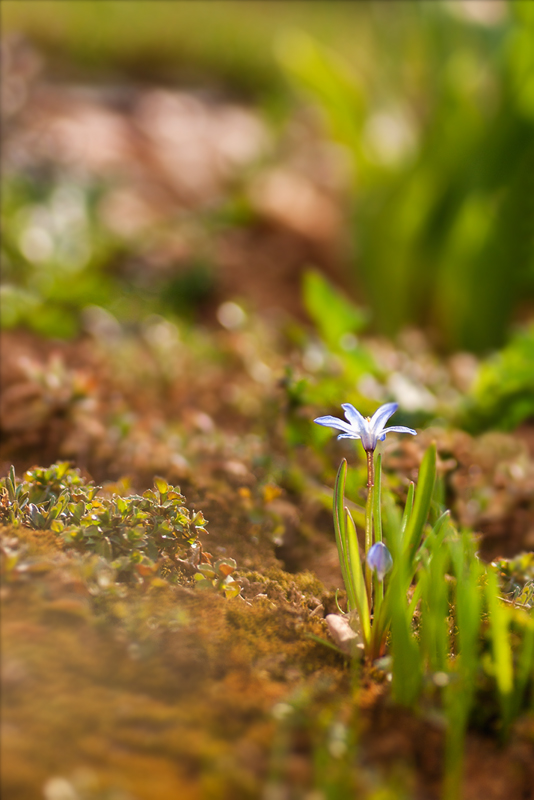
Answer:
3;510;534;800
1;523;347;800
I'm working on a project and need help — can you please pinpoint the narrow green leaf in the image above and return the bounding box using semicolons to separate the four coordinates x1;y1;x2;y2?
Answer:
302;269;369;350
382;489;402;559
419;543;450;673
486;567;513;729
453;536;482;673
403;443;436;563
389;559;422;705
307;632;346;656
420;509;451;558
7;465;17;502
444;532;483;791
407;578;424;621
345;508;370;646
400;481;414;539
333;460;357;611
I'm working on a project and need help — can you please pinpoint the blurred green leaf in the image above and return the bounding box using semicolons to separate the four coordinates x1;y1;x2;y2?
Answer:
462;323;534;433
302;270;369;351
282;9;534;353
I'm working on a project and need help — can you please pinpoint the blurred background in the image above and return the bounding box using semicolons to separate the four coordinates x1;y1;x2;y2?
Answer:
2;0;534;443
3;0;534;347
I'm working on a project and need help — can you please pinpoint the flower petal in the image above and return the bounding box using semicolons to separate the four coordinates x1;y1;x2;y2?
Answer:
341;403;367;432
337;433;361;440
314;415;355;435
369;402;398;433
381;425;417;436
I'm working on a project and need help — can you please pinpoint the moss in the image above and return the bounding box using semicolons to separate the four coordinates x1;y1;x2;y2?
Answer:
1;524;348;799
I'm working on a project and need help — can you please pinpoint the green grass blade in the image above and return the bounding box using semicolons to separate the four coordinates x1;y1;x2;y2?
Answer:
419;544;450;673
453;535;483;674
422;510;452;557
407;575;423;620
346;508;370;647
389;559;422;706
333;459;357;611
382;488;402;560
403;443;436;564
400;481;414;536
443;534;483;799
393;480;415;558
486;568;514;732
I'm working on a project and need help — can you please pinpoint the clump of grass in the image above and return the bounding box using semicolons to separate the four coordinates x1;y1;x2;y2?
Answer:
320;430;534;797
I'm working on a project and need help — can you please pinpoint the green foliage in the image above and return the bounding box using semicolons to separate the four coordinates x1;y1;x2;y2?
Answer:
280;6;534;353
194;557;241;599
388;562;423;707
325;440;534;799
462;323;534;433
3;0;370;98
402;443;437;564
1;463;207;577
302;269;369;352
486;568;514;731
494;551;534;606
418;532;450;674
333;459;370;646
1;177;120;338
385;449;439;703
331;445;437;664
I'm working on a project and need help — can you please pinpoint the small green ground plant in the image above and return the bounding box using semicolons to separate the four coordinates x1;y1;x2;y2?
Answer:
0;462;208;580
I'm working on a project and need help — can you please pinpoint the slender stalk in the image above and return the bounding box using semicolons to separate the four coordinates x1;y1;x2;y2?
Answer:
372;454;384;615
372;454;382;543
364;449;374;608
366;450;374;489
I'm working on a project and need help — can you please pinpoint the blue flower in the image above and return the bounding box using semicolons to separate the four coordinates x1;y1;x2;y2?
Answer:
367;542;393;581
314;401;416;453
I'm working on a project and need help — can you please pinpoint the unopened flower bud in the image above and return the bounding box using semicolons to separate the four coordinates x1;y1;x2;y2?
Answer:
367;542;393;582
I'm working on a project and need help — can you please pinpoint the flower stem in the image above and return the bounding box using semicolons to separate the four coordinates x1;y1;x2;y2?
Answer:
365;450;374;608
373;453;384;613
366;450;374;489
